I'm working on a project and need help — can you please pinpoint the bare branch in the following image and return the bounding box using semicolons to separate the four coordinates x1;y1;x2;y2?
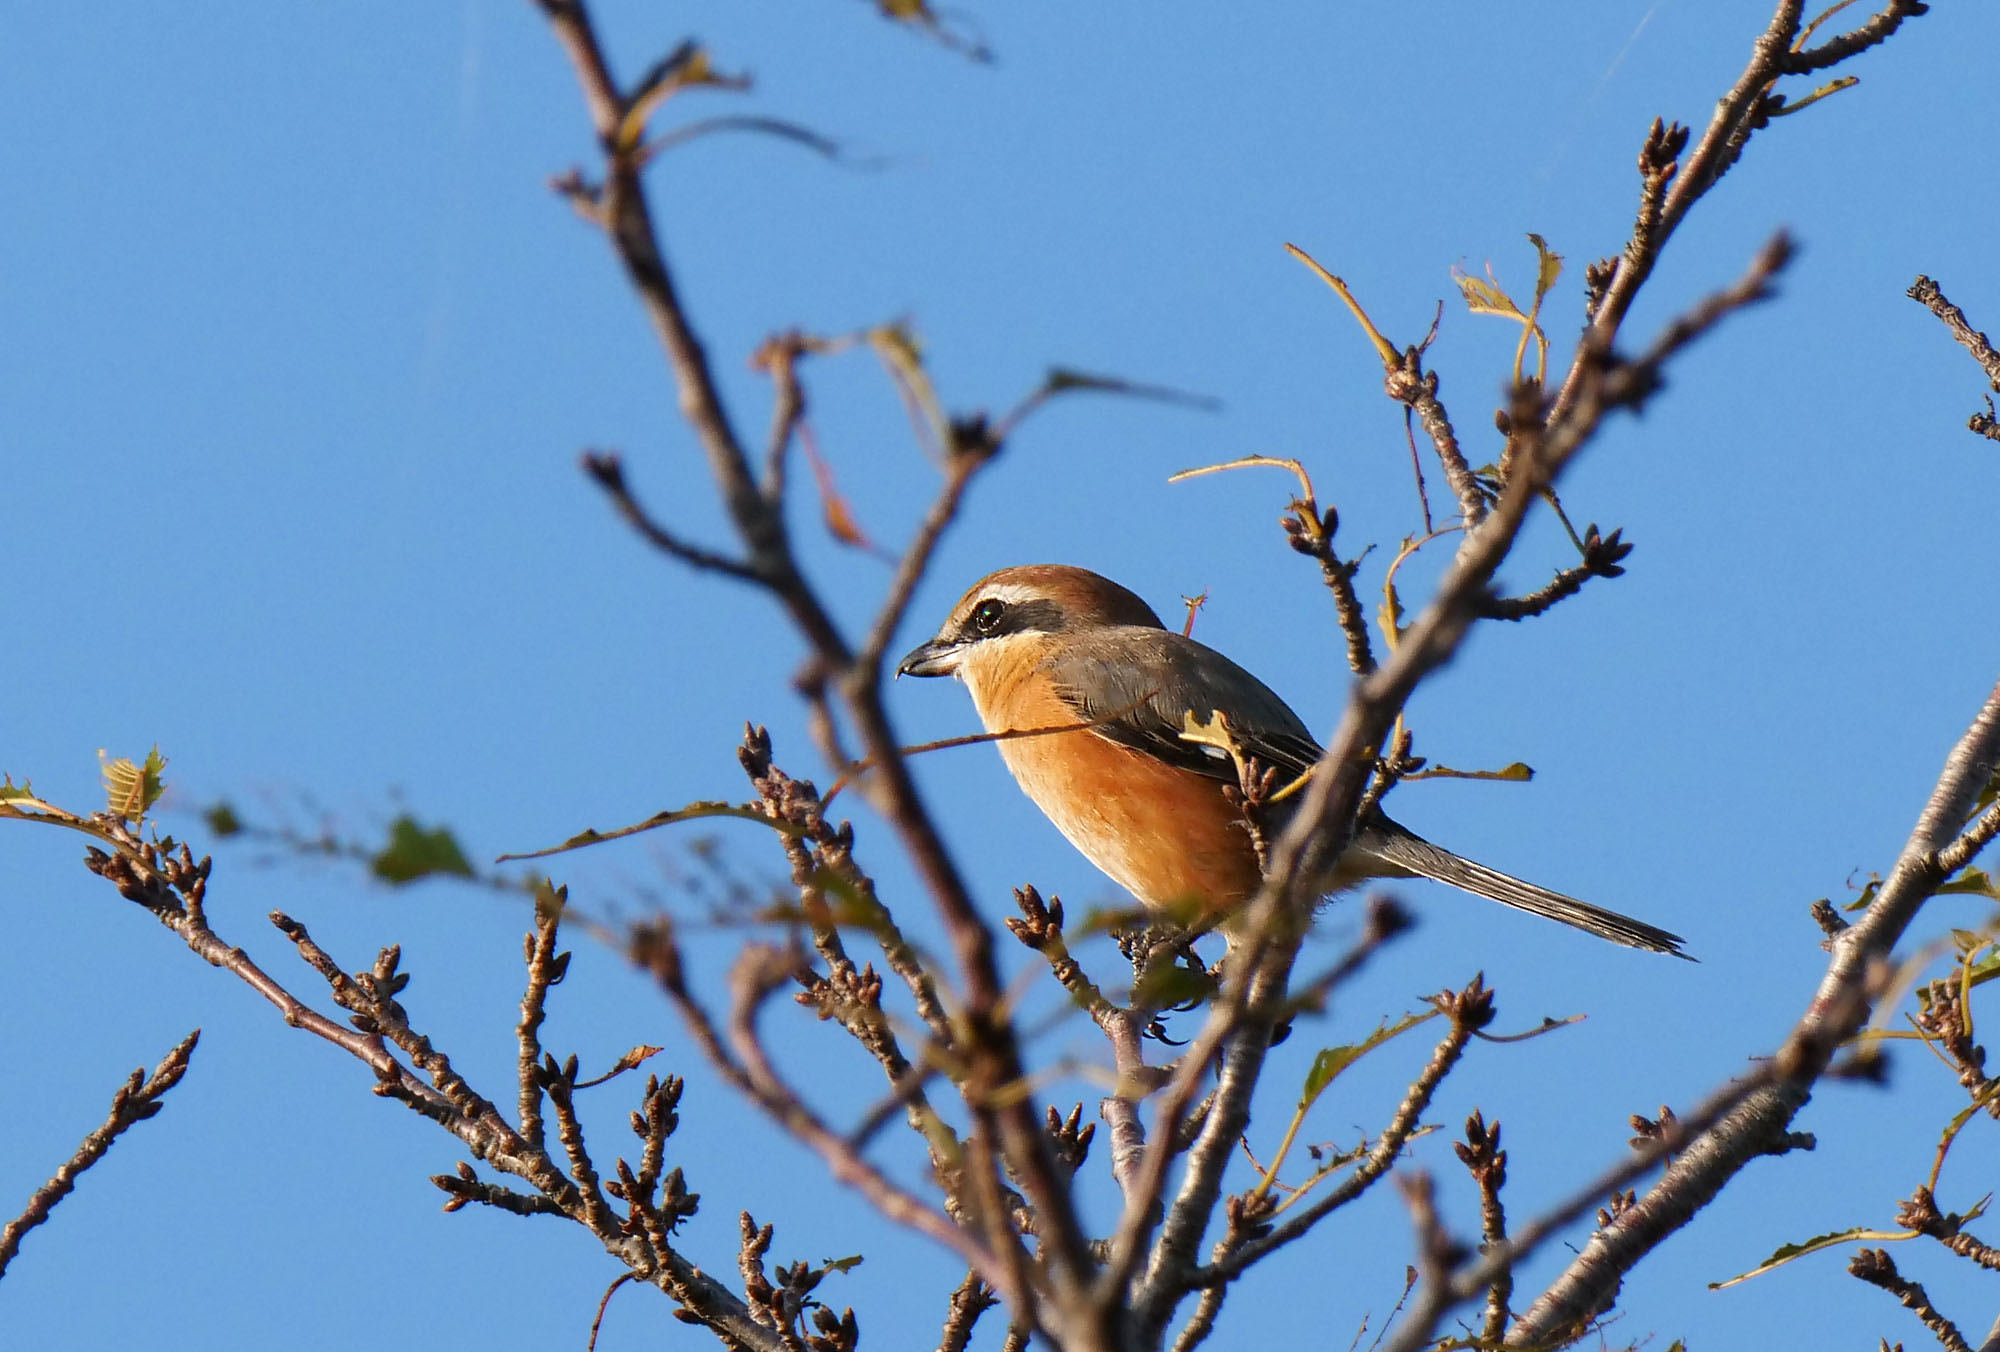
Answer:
431;1164;569;1218
1280;498;1377;676
1849;1246;1972;1352
635;924;1015;1299
532;5;1101;1309
1287;244;1488;527
1553;0;1924;426
1935;794;2000;877
581;452;760;580
639;114;860;167
0;1031;199;1279
1907;276;2000;391
1399;357;1487;527
856;448;987;680
1899;1187;2000;1273
1109;245;1787;1325
1499;674;2000;1345
1787;0;1931;74
755;333;810;502
517;887;568;1153
1477;525;1633;621
1908;275;2000;442
1457;1112;1513;1344
1183;978;1488;1292
937;1270;998;1352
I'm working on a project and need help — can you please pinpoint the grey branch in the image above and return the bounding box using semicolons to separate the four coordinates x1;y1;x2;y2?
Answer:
0;1030;200;1280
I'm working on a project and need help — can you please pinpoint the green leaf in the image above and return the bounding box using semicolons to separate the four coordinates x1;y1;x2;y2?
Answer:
1298;1010;1433;1109
1526;232;1564;305
820;1253;865;1274
100;746;168;822
1939;866;1999;901
1709;1225;1917;1289
370;815;475;885
0;774;35;802
204;800;243;837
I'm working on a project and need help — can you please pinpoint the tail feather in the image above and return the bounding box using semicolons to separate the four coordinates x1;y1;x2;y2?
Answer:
1355;820;1692;960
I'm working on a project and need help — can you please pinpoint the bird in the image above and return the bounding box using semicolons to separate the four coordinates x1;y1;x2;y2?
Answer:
896;564;1687;958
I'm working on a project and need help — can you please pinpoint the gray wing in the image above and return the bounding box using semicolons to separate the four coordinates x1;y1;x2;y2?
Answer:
1041;627;1691;958
1040;626;1323;782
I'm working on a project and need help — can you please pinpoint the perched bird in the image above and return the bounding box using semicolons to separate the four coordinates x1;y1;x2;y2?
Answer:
897;564;1687;957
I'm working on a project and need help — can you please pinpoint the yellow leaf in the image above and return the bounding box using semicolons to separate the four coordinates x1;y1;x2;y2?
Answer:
99;746;168;822
869;323;949;460
1527;232;1564;305
1452;264;1523;321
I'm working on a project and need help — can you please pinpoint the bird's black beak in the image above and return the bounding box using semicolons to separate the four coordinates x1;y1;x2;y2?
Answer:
895;637;961;679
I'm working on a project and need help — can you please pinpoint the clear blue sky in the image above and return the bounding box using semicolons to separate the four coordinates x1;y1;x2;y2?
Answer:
4;4;1996;1348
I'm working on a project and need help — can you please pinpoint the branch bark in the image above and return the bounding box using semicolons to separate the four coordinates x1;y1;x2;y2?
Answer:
0;1031;199;1280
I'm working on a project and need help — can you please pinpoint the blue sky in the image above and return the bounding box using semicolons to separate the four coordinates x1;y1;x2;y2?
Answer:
4;3;1997;1348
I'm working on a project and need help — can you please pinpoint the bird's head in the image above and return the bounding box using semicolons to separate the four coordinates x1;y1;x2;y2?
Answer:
895;564;1164;680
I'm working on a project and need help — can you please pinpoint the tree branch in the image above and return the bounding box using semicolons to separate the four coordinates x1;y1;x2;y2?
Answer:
1118;231;1792;1349
1553;0;1924;427
1500;675;2000;1345
532;9;1103;1321
0;1031;199;1280
1908;275;2000;442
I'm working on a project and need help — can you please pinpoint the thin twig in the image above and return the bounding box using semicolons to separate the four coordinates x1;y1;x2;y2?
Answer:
1907;276;2000;391
1477;526;1633;621
586;1273;636;1352
536;3;1096;1303
1457;1112;1513;1345
0;1031;199;1279
1935;796;2000;877
1183;981;1487;1291
1849;1247;1973;1352
1552;0;1924;427
517;890;566;1152
582;451;759;579
642;931;1013;1296
1909;275;2000;442
936;1269;998;1352
1787;0;1930;73
1124;232;1792;1348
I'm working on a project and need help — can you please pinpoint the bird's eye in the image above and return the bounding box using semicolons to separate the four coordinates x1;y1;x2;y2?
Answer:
970;598;1008;634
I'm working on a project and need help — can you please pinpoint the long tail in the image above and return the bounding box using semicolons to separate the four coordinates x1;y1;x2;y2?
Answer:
1355;818;1693;959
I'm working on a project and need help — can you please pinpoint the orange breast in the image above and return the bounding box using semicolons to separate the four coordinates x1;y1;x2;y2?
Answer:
966;655;1262;918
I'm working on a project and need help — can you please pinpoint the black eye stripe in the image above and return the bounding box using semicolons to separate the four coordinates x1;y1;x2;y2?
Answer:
961;597;1064;639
